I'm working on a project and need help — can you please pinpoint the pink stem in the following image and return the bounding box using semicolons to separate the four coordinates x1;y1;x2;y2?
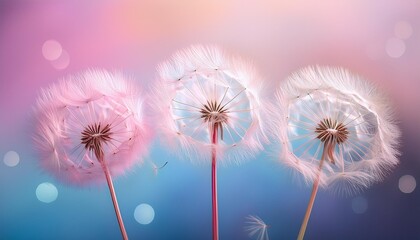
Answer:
100;158;129;240
211;124;219;240
297;143;328;240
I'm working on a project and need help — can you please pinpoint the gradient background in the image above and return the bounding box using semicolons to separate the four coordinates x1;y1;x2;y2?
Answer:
1;1;420;239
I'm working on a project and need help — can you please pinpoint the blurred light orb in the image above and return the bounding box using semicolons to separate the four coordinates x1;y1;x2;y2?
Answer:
385;38;406;58
36;182;58;203
42;40;62;61
394;21;413;39
351;196;368;214
134;203;155;224
3;150;20;167
399;175;416;194
50;49;70;70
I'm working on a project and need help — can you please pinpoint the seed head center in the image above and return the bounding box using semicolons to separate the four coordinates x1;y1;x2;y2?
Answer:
315;118;349;144
326;128;338;134
200;100;228;124
81;123;112;159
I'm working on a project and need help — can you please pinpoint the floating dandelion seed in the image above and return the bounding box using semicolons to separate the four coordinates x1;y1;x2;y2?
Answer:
153;45;268;240
244;215;269;240
272;66;400;240
150;160;168;176
32;69;152;240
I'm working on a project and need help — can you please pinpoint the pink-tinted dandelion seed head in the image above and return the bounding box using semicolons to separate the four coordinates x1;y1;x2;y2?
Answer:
33;69;153;185
152;45;270;165
273;66;400;195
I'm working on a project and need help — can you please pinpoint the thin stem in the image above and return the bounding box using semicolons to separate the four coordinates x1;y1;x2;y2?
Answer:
99;156;129;240
211;124;219;240
297;143;328;240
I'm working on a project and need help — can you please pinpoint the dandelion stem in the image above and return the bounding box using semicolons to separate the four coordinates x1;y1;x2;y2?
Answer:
297;143;328;240
99;155;128;240
211;123;219;240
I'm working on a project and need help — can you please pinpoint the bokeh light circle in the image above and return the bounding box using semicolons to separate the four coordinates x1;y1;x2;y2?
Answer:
385;38;406;58
394;21;413;39
50;49;70;70
134;203;155;224
399;175;416;194
351;196;368;214
42;40;62;61
36;182;58;203
3;150;20;167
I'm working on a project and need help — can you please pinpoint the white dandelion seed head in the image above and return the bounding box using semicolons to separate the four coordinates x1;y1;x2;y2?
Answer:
244;215;269;240
32;69;153;185
152;45;270;165
273;66;400;194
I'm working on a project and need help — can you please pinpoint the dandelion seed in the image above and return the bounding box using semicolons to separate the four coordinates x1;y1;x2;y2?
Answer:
244;215;269;240
272;66;400;239
151;160;168;176
152;45;269;240
32;69;153;240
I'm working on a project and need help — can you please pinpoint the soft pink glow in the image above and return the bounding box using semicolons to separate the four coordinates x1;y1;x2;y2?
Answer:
394;21;413;39
1;0;419;143
42;40;62;61
50;49;70;70
386;38;406;58
32;69;153;185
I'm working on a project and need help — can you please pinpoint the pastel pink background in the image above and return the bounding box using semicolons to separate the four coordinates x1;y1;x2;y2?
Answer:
1;1;419;140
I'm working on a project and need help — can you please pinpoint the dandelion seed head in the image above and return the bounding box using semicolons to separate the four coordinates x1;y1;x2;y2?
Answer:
32;69;153;185
244;215;269;240
273;66;400;194
153;45;270;164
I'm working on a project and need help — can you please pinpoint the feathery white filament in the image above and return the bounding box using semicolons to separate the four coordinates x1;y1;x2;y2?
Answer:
244;215;269;240
33;69;152;185
153;45;269;164
171;68;252;145
274;66;400;194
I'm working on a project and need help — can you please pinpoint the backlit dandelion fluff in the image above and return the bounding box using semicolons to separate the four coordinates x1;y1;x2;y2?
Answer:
153;45;268;240
273;66;400;240
33;69;152;240
244;215;269;240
